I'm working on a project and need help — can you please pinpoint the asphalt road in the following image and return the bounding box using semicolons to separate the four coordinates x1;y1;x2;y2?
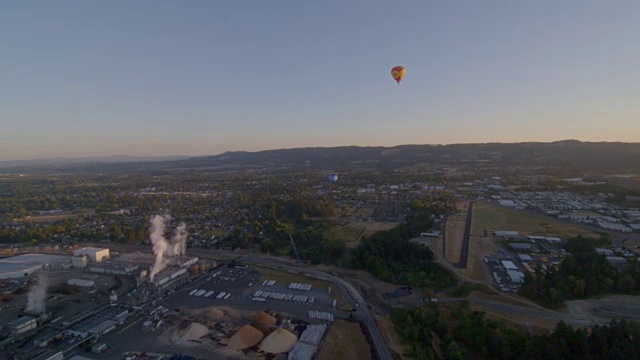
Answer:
456;201;474;269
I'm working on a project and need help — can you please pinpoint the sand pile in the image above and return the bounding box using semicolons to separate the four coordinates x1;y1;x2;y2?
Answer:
227;325;264;350
252;311;277;332
259;328;298;354
208;308;225;320
181;322;209;341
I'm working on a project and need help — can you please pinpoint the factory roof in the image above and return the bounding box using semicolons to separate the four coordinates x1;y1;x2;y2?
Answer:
0;253;70;278
495;231;520;237
501;260;518;270
8;315;35;328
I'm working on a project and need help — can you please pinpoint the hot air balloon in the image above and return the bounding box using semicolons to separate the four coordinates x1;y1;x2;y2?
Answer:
328;174;338;184
391;66;406;84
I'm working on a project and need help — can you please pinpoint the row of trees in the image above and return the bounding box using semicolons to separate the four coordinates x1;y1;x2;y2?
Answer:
350;198;457;289
520;236;640;308
393;302;640;360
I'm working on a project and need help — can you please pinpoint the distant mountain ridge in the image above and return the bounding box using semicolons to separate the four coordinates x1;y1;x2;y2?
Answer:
2;140;640;173
176;140;640;171
0;155;190;168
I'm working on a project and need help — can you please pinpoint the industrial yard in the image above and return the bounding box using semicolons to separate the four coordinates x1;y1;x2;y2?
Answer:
0;246;363;360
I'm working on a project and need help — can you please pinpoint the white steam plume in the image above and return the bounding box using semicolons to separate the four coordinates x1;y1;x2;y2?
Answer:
26;272;49;314
171;223;188;257
148;215;189;281
149;214;171;281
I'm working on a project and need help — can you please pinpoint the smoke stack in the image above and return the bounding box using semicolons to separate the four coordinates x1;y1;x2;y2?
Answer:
26;272;49;314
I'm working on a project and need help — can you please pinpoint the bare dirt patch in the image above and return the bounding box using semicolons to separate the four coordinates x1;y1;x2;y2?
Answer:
351;221;400;239
458;235;498;281
376;315;412;360
445;214;466;264
317;320;371;360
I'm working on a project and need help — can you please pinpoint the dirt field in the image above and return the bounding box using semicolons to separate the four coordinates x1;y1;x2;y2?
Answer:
317;320;372;360
22;208;95;223
350;221;400;239
472;202;601;238
444;214;466;264
376;315;412;360
458;235;498;281
325;224;366;248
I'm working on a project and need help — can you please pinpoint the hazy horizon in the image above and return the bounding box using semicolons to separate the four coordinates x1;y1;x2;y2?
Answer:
2;1;639;161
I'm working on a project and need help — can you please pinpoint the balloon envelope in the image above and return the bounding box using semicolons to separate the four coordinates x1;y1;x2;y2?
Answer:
328;174;338;184
391;66;406;84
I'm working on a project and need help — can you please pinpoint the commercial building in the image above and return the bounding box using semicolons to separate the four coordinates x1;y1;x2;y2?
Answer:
0;253;72;280
501;260;518;270
73;248;110;263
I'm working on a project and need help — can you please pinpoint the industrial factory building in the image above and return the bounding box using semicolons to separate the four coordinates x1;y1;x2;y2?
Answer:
73;247;110;263
113;252;198;269
8;316;38;335
0;253;72;280
66;306;129;339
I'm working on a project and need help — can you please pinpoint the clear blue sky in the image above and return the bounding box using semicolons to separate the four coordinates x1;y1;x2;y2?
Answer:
2;1;639;160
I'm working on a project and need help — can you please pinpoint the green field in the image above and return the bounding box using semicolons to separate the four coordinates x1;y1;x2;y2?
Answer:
209;229;231;237
325;224;366;248
472;202;601;239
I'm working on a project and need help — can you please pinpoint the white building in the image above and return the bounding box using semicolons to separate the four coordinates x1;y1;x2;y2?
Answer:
507;270;525;283
597;222;632;233
72;256;88;268
73;248;110;263
501;260;518;270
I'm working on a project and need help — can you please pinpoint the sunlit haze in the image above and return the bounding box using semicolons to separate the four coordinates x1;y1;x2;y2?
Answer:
2;1;639;161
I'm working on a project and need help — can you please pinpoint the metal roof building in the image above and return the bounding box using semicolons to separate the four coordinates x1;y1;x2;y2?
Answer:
0;253;71;279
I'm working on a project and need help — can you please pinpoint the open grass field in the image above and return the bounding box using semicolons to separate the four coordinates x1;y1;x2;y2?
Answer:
472;201;601;238
325;224;366;248
317;320;372;360
23;208;95;223
350;221;400;238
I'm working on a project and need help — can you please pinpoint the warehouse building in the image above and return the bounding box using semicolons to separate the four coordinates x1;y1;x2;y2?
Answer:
73;248;110;263
0;253;72;280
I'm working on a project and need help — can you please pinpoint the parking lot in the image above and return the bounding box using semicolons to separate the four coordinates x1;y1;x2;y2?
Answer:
484;252;526;293
161;265;340;322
